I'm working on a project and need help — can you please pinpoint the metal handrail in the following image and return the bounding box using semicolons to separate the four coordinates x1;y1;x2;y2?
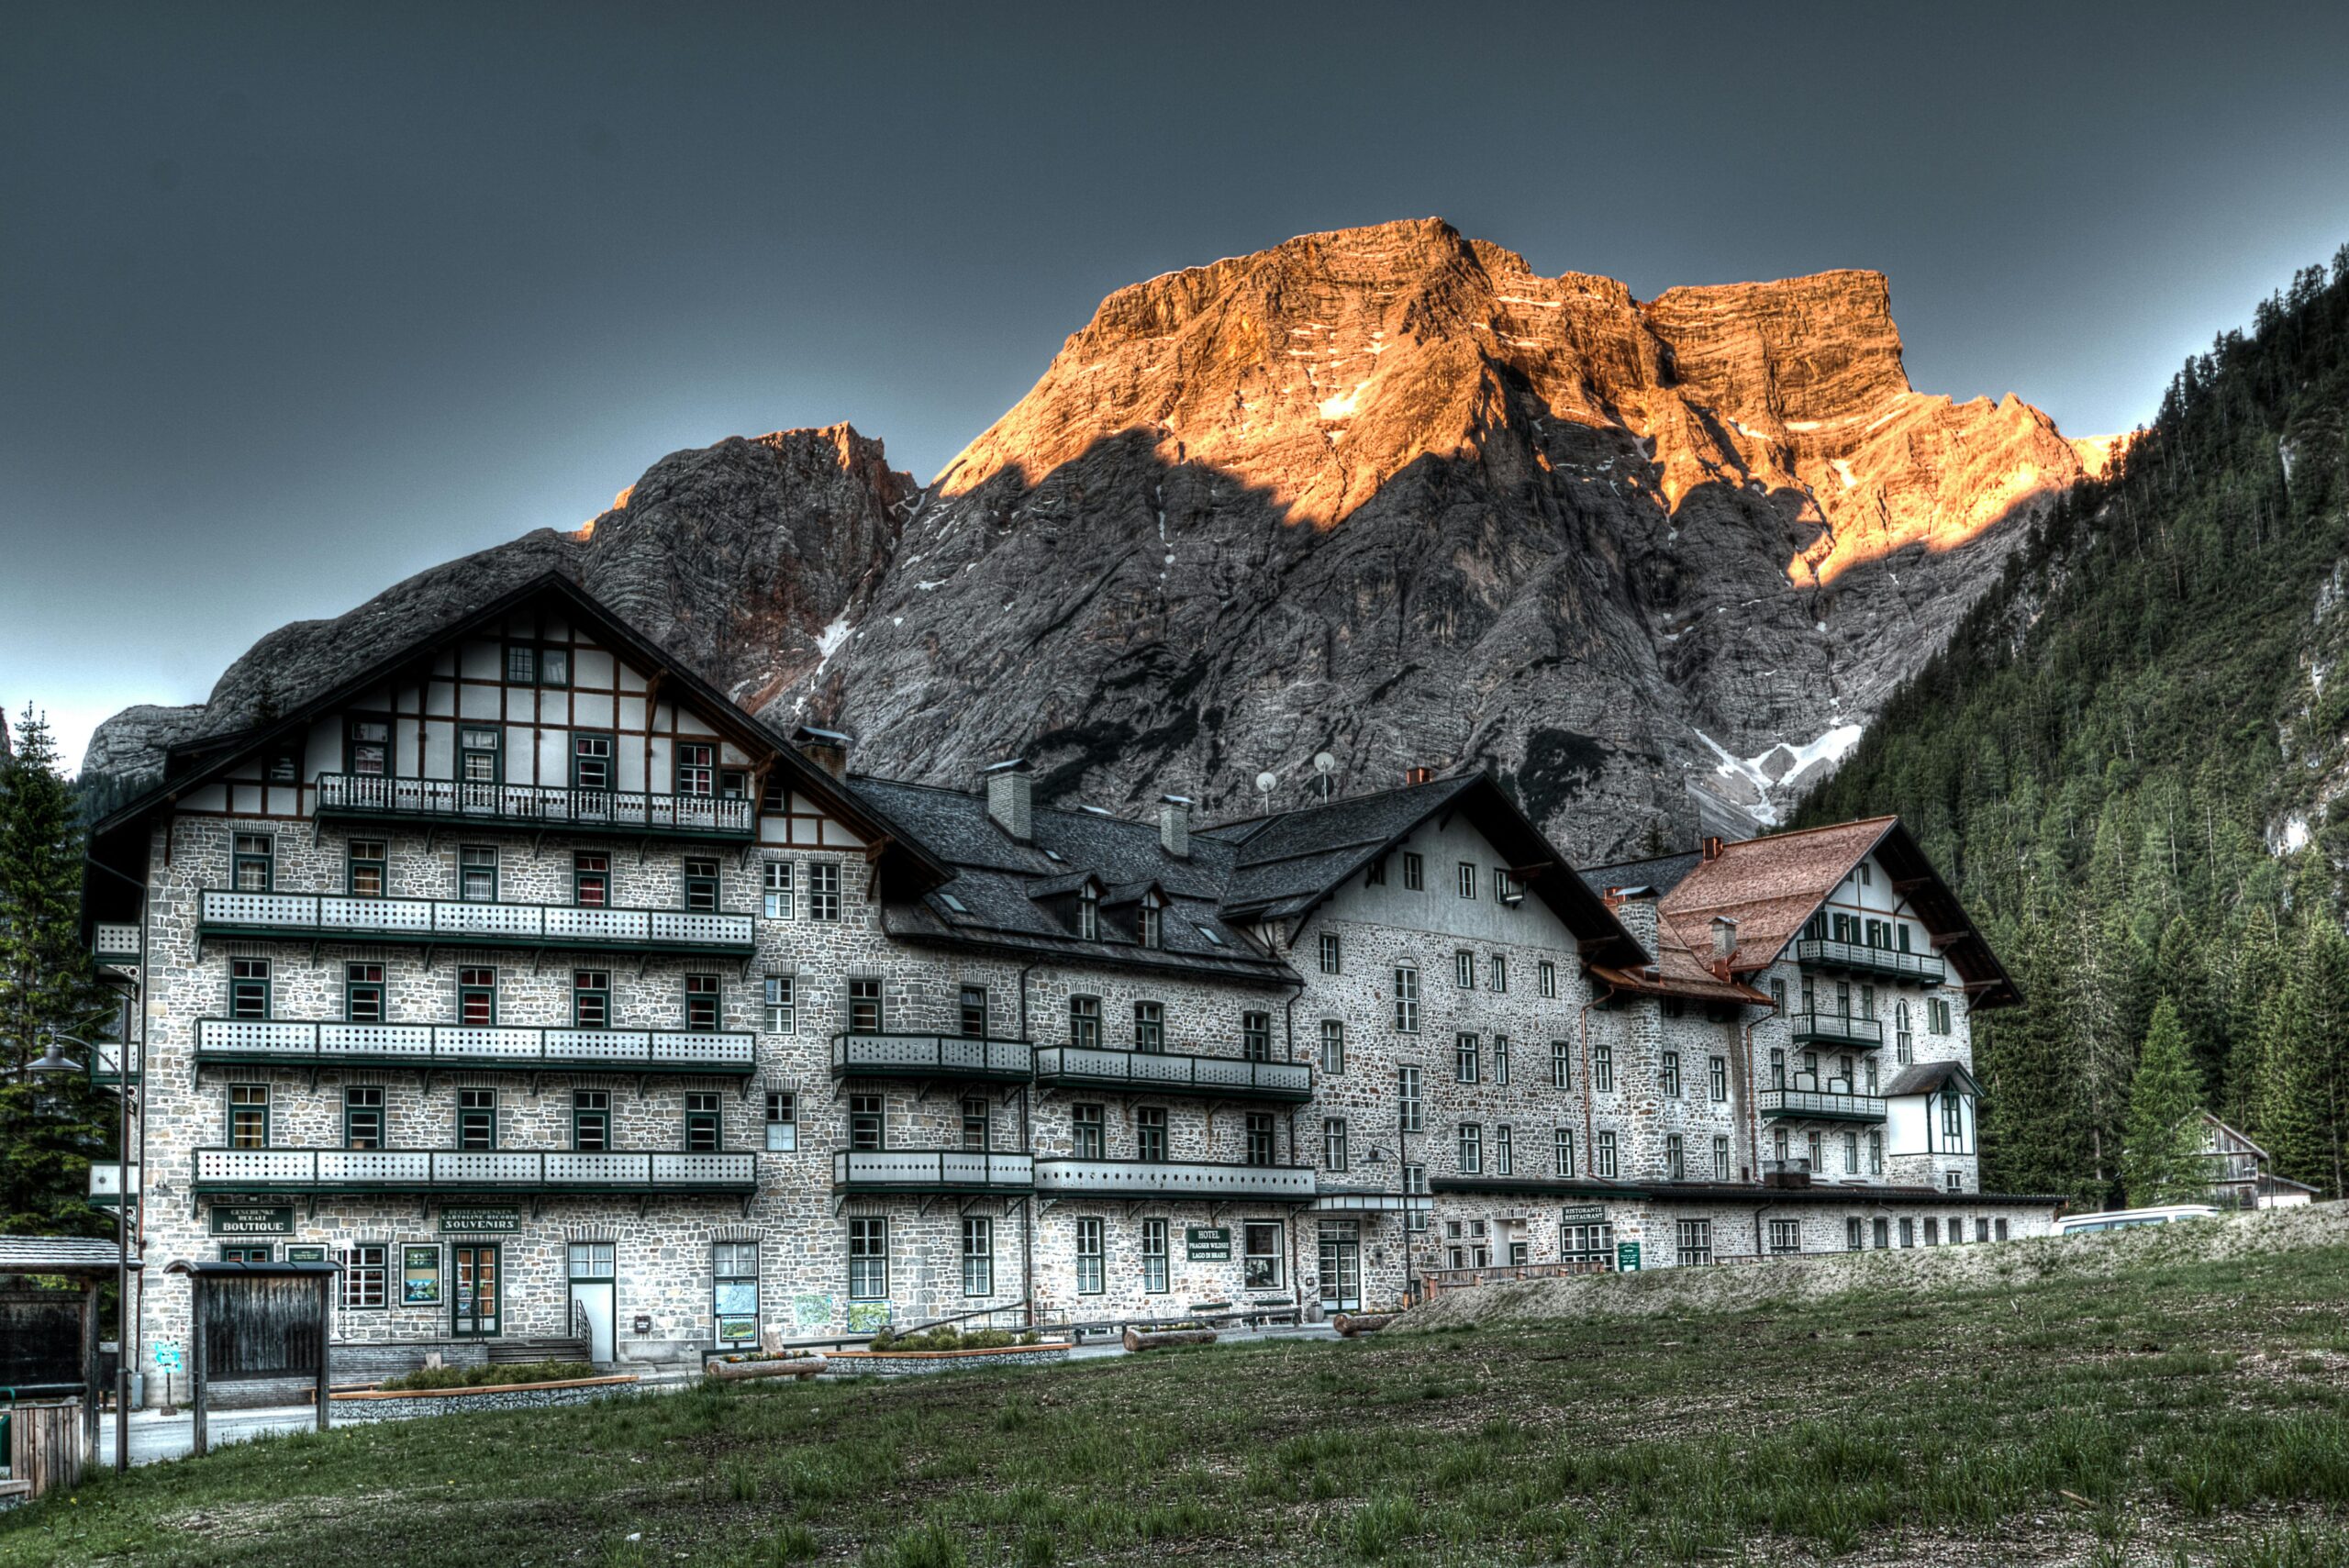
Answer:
1758;1087;1888;1120
1793;939;1947;984
198;888;753;951
1030;1044;1313;1098
830;1150;1036;1189
829;1033;1035;1078
192;1147;757;1190
1030;1156;1317;1199
195;1018;756;1073
316;773;755;836
1787;1011;1884;1045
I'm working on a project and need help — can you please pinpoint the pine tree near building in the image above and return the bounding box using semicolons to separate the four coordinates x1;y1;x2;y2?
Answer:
2121;999;2207;1206
0;706;116;1235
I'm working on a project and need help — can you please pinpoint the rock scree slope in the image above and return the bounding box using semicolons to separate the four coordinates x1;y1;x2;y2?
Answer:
86;220;2092;859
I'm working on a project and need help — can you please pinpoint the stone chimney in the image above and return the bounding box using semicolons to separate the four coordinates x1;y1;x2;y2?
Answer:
1159;795;1193;859
793;725;852;781
984;759;1033;841
1606;889;1660;951
1711;916;1738;959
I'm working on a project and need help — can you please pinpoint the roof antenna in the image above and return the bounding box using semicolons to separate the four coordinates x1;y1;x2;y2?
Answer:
1313;751;1336;802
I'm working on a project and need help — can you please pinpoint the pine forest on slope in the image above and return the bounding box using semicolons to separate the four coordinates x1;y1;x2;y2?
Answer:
1799;246;2349;1207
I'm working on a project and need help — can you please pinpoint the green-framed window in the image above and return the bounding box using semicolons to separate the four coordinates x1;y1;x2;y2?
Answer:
573;970;609;1029
573;1090;610;1151
1454;1032;1479;1084
847;1218;887;1300
1539;961;1557;998
1554;1127;1575;1176
685;973;719;1033
219;1244;272;1263
1068;995;1101;1049
1141;1218;1169;1294
1244;1111;1275;1167
959;985;989;1039
1397;1066;1422;1133
505;645;539;684
229;957;271;1019
713;1240;758;1347
573;852;610;907
1071;1103;1105;1160
346;838;386;897
345;717;391;777
961;1217;992;1297
1494;1035;1510;1086
1241;1011;1271;1061
344;1086;384;1149
1489;954;1508;993
228;1083;269;1148
1392;964;1419;1032
685;1092;721;1151
232;832;274;892
761;861;794;919
1551;1039;1571;1088
1136;1106;1168;1163
1592;1042;1615;1094
1242;1222;1283;1289
1074;1218;1105;1295
458;727;501;786
340;1243;388;1308
1323;1117;1348;1173
1319;1018;1344;1075
763;974;794;1033
1457;1121;1481;1174
459;966;496;1027
457;1088;496;1150
458;844;498;903
571;730;616;792
807;862;841;921
847;977;883;1033
1133;1000;1164;1053
961;1096;989;1151
674;742;716;798
684;856;719;912
849;1095;884;1151
345;962;385;1023
764;1091;796;1151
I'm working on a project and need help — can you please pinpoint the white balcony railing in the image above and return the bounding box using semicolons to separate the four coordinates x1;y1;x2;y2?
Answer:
315;773;755;838
93;923;141;961
195;1018;755;1073
829;1033;1035;1081
1031;1045;1313;1101
193;1147;756;1191
1030;1158;1317;1201
199;889;753;953
1758;1088;1888;1122
829;1150;1035;1192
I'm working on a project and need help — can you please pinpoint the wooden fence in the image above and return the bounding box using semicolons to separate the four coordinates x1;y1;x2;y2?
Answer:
5;1401;84;1499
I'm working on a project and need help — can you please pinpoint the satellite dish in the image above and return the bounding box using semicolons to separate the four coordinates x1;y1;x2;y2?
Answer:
1254;771;1278;795
1313;752;1336;774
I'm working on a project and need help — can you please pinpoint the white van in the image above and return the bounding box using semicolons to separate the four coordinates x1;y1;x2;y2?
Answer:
2053;1205;2221;1236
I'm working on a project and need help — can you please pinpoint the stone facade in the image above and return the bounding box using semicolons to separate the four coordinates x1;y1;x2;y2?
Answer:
95;586;2055;1407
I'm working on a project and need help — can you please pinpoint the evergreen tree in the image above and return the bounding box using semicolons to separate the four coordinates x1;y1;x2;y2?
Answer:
0;707;116;1235
2120;999;2207;1205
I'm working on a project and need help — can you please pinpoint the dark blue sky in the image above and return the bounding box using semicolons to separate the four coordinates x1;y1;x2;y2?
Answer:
8;2;2349;767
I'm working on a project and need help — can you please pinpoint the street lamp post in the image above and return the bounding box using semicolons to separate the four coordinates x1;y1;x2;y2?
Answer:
32;1032;130;1473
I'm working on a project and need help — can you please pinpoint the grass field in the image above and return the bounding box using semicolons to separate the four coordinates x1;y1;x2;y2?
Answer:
7;1240;2348;1567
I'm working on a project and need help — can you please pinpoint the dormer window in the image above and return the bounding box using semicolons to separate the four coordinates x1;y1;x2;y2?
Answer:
1139;893;1163;950
1078;886;1099;941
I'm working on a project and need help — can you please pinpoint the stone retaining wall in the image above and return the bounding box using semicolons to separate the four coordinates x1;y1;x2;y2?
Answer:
331;1376;639;1422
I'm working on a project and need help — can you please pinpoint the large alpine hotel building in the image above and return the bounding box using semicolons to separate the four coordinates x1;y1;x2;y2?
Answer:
82;574;2053;1386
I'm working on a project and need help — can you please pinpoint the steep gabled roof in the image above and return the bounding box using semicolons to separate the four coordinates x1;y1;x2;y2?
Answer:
1649;818;2020;1009
83;573;949;919
1202;772;1646;968
1884;1060;1984;1099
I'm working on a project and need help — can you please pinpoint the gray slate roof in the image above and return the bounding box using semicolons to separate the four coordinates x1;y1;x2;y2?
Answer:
1204;775;1483;918
1580;850;1705;898
847;778;1295;984
0;1236;140;1276
1884;1061;1981;1098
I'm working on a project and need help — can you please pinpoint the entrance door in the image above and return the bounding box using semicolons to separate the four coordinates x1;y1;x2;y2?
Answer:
451;1243;502;1338
1318;1221;1361;1312
567;1241;616;1362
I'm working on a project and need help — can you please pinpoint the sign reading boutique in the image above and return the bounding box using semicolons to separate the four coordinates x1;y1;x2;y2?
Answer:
208;1205;294;1236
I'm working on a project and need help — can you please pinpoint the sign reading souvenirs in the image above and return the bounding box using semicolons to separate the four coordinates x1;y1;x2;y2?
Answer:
402;1246;441;1305
438;1206;521;1234
1559;1205;1608;1226
1185;1227;1232;1262
208;1206;293;1237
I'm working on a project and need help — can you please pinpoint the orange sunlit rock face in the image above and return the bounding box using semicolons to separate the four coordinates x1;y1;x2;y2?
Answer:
937;218;2086;578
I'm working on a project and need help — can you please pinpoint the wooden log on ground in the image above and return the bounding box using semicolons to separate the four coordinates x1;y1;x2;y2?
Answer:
1122;1327;1218;1352
1331;1312;1397;1337
704;1353;827;1382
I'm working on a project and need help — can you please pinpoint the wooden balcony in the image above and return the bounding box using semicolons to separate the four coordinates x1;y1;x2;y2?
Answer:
830;1150;1034;1195
192;1147;757;1195
1793;939;1946;985
197;889;753;956
1031;1158;1316;1202
195;1018;756;1075
315;772;755;841
1787;1011;1883;1048
1031;1045;1313;1103
829;1033;1035;1084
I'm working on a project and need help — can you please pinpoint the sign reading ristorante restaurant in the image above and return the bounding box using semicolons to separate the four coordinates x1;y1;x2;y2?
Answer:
208;1205;294;1236
438;1205;522;1234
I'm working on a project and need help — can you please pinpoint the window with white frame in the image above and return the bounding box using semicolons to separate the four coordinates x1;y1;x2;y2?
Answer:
763;861;794;919
1675;1218;1712;1266
1493;1035;1510;1085
1397;1066;1423;1133
1403;1164;1428;1230
1401;852;1424;891
1539;961;1557;998
1665;1133;1685;1182
962;1217;993;1296
1393;965;1419;1032
339;1242;387;1309
1319;1018;1345;1075
1074;1218;1105;1295
1323;1118;1348;1172
1455;1032;1479;1084
1661;1051;1681;1098
1709;1055;1728;1102
1454;950;1475;988
1595;1129;1618;1179
763;974;795;1033
1243;1222;1284;1288
1457;1122;1482;1174
1141;1218;1169;1294
1712;1135;1730;1181
765;1091;796;1151
1551;1039;1571;1088
848;1218;887;1300
1554;1127;1575;1176
1592;1041;1613;1093
1489;954;1508;993
1767;1219;1801;1255
1494;1124;1513;1176
1457;862;1477;898
1319;931;1341;974
713;1241;760;1346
